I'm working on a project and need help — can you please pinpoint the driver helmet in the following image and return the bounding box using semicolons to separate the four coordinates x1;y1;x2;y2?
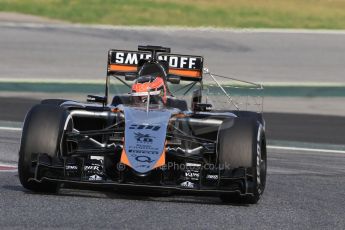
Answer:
131;75;167;104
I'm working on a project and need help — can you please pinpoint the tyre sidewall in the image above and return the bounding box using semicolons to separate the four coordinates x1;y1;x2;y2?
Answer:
18;104;69;191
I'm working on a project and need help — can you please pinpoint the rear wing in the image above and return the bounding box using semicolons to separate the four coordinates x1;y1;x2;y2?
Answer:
107;50;203;81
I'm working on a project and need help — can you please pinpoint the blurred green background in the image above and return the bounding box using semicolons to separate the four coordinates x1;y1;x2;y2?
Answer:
1;0;345;29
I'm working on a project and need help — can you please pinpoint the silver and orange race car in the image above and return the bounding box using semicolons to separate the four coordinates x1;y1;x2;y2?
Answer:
18;45;267;204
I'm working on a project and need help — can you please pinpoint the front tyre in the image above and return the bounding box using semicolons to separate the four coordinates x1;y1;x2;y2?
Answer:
218;118;267;204
18;104;70;193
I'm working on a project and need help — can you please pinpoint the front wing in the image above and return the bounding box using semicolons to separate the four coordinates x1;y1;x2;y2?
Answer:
28;150;255;197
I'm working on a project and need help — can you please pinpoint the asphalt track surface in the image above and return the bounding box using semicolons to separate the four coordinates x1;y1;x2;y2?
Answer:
1;23;345;83
0;128;344;229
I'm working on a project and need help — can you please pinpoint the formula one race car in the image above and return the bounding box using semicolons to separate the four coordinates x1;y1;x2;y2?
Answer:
18;45;267;204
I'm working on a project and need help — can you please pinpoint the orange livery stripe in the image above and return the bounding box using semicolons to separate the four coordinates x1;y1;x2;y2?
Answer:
169;69;201;78
109;64;137;72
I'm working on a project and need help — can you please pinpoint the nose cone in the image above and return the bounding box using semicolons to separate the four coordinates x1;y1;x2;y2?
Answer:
121;107;171;173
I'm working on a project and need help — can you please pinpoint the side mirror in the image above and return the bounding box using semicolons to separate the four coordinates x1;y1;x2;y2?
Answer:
125;73;138;81
87;95;107;104
194;103;212;112
167;74;180;84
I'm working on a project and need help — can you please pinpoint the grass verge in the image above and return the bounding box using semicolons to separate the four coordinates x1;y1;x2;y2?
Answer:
1;0;345;29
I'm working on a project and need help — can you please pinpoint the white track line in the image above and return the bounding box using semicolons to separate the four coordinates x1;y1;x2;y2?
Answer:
0;162;17;167
0;127;22;131
267;145;345;154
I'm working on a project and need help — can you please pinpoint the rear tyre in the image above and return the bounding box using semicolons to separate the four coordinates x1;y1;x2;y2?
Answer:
111;95;131;106
218;118;267;204
231;111;265;128
41;99;68;106
166;98;188;111
18;104;70;193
